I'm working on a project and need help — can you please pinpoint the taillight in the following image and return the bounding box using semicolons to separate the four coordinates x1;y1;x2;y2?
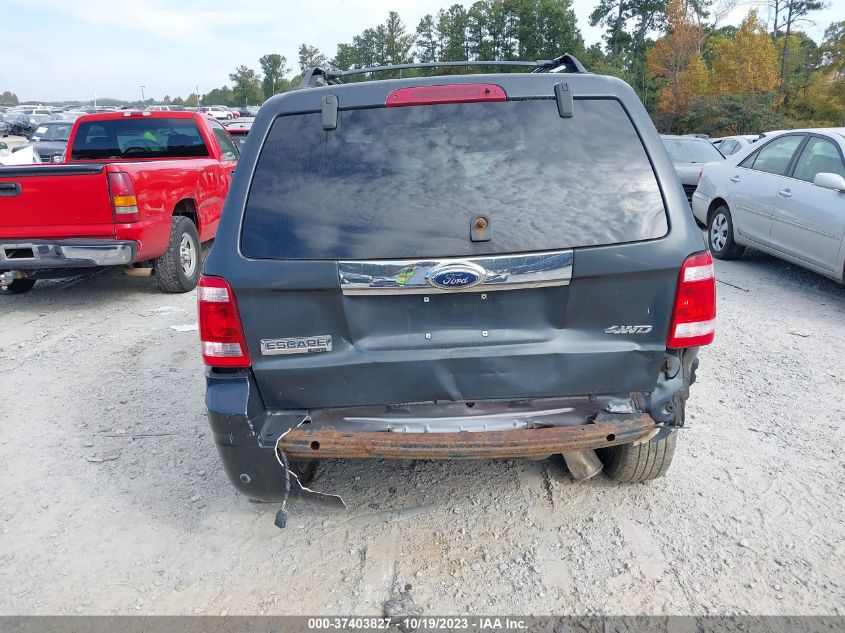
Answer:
198;275;251;368
386;84;506;107
667;251;716;348
107;172;139;222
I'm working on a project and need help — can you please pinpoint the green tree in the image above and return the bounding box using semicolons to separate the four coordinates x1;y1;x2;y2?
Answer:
259;54;289;98
204;86;234;107
771;0;824;95
0;90;19;106
383;11;415;65
686;92;785;135
533;0;585;60
436;5;470;62
298;44;328;73
229;65;264;106
416;14;440;63
331;43;358;71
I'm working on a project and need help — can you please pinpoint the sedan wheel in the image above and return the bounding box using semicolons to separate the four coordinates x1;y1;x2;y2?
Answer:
710;212;728;252
707;204;745;260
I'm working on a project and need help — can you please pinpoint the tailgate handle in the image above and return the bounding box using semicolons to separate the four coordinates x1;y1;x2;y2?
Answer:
0;182;21;197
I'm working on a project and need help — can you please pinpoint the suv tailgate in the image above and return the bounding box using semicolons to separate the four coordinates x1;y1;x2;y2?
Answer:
0;164;115;239
224;90;682;410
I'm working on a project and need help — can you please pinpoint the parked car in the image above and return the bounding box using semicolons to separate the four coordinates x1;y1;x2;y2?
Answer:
661;134;725;205
693;128;845;283
14;121;73;162
0;110;241;294
223;120;252;150
0;117;7;136
202;106;235;120
200;55;715;512
17;108;52;116
235;107;252;118
8;113;51;137
711;135;759;156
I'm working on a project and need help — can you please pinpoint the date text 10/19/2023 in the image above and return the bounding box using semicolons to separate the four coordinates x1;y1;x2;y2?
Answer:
307;617;528;630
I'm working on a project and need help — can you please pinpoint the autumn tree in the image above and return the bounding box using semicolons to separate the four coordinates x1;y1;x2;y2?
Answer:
646;0;707;131
710;10;779;94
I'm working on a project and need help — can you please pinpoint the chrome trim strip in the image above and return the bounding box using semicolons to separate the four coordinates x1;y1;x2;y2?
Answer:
338;249;573;295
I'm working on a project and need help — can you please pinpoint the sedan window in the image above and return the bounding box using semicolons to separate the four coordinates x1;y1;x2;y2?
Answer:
721;140;738;155
792;137;845;183
747;135;804;176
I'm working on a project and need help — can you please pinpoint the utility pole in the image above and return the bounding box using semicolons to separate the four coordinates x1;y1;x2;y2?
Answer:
196;85;200;107
140;85;145;105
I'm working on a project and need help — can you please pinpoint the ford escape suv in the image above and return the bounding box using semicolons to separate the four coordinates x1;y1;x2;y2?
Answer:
200;55;715;505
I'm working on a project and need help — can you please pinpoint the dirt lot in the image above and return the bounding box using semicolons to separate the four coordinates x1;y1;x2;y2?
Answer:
1;248;843;616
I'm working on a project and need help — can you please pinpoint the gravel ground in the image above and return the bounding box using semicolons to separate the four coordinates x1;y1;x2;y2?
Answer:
1;247;843;616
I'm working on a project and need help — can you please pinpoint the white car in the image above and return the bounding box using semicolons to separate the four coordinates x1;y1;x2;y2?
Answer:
204;106;234;120
711;135;759;156
693;128;845;283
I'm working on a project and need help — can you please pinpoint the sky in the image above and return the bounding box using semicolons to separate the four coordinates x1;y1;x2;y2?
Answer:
3;0;842;102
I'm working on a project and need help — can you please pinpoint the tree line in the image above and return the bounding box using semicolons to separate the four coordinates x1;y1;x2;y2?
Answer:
7;1;842;133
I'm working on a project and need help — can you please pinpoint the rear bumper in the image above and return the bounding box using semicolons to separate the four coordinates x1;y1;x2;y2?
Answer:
691;191;711;224
280;418;655;460
0;239;136;271
205;370;661;502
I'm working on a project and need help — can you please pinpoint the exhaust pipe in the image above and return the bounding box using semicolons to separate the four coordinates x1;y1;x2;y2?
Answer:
562;449;603;481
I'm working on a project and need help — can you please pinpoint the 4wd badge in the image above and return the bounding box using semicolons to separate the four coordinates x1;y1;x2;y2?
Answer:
261;335;333;355
604;325;653;335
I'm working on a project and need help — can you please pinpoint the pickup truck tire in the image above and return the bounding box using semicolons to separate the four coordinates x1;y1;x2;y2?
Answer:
153;216;201;293
0;278;36;294
598;431;677;483
708;205;745;260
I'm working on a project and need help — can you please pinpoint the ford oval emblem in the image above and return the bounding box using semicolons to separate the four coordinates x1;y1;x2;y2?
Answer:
426;262;487;291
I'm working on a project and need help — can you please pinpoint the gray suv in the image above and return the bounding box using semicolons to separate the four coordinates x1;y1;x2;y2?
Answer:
199;55;716;515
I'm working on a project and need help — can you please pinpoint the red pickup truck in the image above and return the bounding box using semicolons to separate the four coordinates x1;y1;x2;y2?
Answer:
0;110;239;294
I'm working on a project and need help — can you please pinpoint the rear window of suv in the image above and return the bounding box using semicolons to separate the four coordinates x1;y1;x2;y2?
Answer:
241;98;667;259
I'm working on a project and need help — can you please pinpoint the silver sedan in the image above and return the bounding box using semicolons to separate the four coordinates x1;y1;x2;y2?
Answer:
692;128;845;283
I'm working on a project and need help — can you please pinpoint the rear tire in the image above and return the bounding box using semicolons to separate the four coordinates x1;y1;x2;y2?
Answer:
0;278;36;294
708;205;745;260
598;431;677;483
153;216;200;293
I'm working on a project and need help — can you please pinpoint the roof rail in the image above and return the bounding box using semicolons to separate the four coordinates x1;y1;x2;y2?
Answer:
533;53;588;74
297;53;588;89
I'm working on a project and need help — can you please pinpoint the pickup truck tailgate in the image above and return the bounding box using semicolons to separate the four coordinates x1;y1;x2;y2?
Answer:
0;165;115;239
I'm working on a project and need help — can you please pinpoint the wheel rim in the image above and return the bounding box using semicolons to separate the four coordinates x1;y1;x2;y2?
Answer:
179;234;197;277
710;212;728;252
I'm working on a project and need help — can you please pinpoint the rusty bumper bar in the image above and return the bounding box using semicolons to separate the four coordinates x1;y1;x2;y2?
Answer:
279;414;656;460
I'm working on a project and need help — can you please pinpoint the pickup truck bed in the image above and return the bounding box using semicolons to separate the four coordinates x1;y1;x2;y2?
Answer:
0;110;239;294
